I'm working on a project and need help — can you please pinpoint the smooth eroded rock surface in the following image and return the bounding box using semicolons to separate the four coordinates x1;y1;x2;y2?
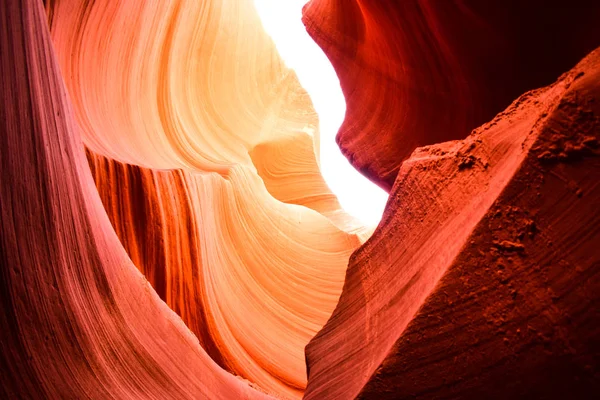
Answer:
46;0;365;397
303;0;600;190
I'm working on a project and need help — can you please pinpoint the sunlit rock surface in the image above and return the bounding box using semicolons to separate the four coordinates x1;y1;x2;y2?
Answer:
47;0;363;397
1;0;599;399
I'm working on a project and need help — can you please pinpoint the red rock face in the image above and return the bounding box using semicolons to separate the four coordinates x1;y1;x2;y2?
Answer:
1;0;599;399
303;0;600;190
304;50;600;399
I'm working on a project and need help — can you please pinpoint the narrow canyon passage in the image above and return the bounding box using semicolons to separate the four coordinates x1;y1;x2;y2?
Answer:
253;0;388;226
1;1;599;399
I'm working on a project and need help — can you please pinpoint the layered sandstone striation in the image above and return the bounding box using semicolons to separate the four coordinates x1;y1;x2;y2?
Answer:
86;150;359;397
304;49;600;399
46;0;363;397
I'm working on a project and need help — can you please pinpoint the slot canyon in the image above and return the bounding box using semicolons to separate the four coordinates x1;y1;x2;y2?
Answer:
1;0;599;398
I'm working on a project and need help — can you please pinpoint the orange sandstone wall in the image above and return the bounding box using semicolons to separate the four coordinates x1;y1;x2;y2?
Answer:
46;0;364;397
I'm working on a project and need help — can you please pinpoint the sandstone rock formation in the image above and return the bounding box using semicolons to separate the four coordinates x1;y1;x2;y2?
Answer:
1;0;599;399
304;49;600;400
46;0;365;397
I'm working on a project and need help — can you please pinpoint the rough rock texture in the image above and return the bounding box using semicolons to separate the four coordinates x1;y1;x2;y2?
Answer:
304;49;600;399
303;0;600;190
0;1;270;398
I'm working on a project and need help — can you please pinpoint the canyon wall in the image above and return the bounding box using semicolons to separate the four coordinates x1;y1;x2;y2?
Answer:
305;48;600;400
1;0;598;399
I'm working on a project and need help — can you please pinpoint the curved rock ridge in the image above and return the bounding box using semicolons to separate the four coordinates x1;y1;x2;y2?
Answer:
87;149;360;398
250;133;372;238
0;1;271;398
46;0;368;232
304;49;600;399
303;0;600;191
48;0;366;228
46;0;365;397
49;0;299;169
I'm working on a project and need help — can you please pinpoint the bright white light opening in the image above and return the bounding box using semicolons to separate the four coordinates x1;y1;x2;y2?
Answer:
253;0;388;226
